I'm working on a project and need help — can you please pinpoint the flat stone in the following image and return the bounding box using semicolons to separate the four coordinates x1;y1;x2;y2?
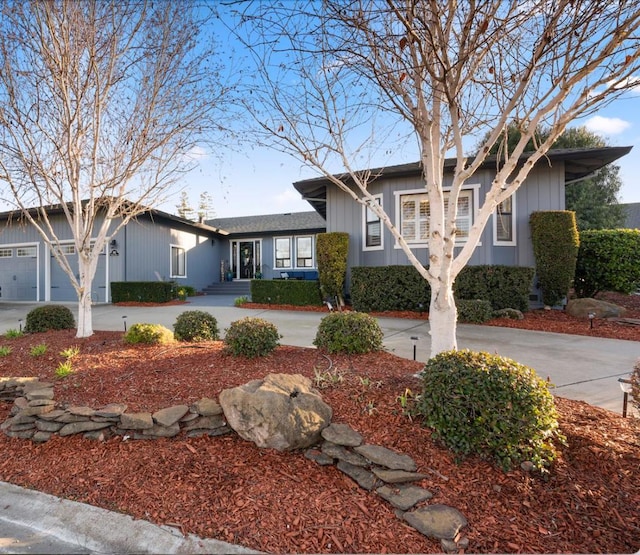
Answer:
305;448;335;466
403;504;468;540
59;421;112;437
68;406;96;417
322;441;369;467
376;484;433;510
153;405;189;427
6;429;35;439
84;429;113;441
94;403;128;418
336;461;379;491
32;431;52;443
0;418;14;431
180;412;200;422
186;427;232;438
27;399;56;407
54;413;88;423
191;397;223;416
36;420;65;432
182;415;226;432
119;412;154;430
19;405;55;417
321;423;363;447
23;381;53;390
91;416;121;423
38;409;67;421
13;397;29;409
141;423;181;438
9;414;37;425
7;422;36;432
25;388;55;401
354;444;417;471
372;468;428;484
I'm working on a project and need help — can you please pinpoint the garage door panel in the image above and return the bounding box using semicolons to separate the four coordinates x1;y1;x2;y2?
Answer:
0;252;37;301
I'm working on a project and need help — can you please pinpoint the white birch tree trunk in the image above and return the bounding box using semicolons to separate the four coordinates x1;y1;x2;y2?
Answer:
429;282;458;355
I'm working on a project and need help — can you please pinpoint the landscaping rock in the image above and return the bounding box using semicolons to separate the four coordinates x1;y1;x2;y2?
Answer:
191;397;223;416
68;406;96;417
141;423;181;438
304;448;335;466
153;405;189;427
119;412;154;430
95;403;128;418
372;468;428;484
566;298;626;319
219;373;332;451
182;415;226;432
321;423;363;446
321;441;369;466
354;444;417;471
32;431;52;443
25;388;54;401
403;504;468;540
59;421;111;437
376;484;433;510
336;461;379;491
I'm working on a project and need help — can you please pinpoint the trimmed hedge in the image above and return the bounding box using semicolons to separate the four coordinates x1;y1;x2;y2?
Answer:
313;312;383;354
457;299;493;323
317;232;349;304
250;279;322;306
454;266;534;312
111;282;175;303
24;305;75;333
529;211;579;307
574;229;640;298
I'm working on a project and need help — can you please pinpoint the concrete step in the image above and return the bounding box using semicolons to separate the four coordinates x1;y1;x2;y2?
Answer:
201;282;251;296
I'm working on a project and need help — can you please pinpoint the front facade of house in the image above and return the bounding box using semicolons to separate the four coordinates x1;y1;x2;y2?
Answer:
294;147;632;302
0;147;631;304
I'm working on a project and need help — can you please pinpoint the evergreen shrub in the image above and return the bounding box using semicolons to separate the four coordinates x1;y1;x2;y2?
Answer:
317;232;349;304
24;305;75;333
251;279;322;306
456;299;493;323
173;310;219;342
418;350;563;471
124;323;174;344
313;312;383;354
224;317;281;358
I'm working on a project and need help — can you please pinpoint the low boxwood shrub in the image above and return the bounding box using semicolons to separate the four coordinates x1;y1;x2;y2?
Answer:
24;305;75;333
124;323;174;345
456;299;493;323
418;350;563;472
224;317;281;358
173;311;219;342
313;312;383;354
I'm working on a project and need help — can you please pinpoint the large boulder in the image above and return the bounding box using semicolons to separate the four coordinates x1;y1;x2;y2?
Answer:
219;373;332;451
566;298;627;319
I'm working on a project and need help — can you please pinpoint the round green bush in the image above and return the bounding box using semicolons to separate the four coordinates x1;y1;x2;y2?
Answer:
24;305;75;333
313;312;383;354
224;317;280;358
418;350;563;472
124;323;174;345
173;310;219;342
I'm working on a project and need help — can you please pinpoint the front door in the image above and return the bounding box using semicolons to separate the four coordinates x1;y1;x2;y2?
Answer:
232;240;261;280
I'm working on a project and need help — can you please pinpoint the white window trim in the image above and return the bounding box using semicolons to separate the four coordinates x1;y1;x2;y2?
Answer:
274;236;292;269
170;244;187;278
493;191;517;246
362;195;384;252
393;185;481;248
294;235;315;269
0;248;13;258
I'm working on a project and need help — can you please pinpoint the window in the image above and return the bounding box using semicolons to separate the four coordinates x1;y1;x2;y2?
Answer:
170;245;186;278
275;237;291;268
363;195;383;250
57;244;76;255
398;190;473;244
17;246;37;257
494;194;516;246
0;248;12;258
296;236;314;267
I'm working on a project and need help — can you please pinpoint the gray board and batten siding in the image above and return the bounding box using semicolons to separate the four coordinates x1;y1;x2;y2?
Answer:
0;208;223;303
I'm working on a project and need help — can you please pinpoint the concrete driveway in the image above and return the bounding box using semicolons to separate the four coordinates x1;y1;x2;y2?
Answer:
0;296;637;416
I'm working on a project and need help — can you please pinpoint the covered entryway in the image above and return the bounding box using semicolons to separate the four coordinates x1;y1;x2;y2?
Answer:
0;244;39;301
230;239;262;280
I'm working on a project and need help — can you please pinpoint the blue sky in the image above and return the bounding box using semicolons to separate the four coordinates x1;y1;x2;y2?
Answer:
170;88;640;219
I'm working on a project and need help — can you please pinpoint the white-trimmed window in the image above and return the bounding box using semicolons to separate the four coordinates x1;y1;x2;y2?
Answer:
363;195;383;250
296;236;314;268
170;245;186;278
58;244;76;255
274;237;291;268
17;246;37;257
493;193;516;246
397;189;475;245
0;248;12;258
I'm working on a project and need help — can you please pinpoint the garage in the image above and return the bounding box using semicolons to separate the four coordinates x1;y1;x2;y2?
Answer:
50;244;108;302
0;244;39;301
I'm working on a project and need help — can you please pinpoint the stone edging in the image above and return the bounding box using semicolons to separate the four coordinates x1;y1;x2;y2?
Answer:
0;377;231;442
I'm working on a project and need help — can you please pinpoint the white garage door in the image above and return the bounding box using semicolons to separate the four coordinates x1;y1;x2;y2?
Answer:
0;245;38;301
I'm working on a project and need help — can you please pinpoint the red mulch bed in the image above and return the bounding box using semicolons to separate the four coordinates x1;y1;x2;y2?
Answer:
0;293;639;553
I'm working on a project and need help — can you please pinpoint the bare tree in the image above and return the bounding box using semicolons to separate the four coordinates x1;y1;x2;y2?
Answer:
234;1;640;356
0;1;231;337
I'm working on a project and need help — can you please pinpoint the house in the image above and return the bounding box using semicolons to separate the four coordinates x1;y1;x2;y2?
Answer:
0;206;228;302
293;146;632;302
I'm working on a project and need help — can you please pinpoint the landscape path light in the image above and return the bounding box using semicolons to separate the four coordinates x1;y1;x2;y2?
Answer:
618;378;632;418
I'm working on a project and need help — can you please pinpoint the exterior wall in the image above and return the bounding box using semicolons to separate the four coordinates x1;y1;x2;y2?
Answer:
324;163;565;289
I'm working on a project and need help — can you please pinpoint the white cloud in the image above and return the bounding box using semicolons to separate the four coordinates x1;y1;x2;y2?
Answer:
184;145;209;161
584;115;631;135
607;75;640;94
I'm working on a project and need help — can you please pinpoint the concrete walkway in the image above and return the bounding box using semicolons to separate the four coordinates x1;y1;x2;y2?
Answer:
0;295;638;554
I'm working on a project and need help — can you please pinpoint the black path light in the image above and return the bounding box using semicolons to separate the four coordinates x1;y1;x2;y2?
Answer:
122;315;127;332
411;336;419;361
588;311;596;329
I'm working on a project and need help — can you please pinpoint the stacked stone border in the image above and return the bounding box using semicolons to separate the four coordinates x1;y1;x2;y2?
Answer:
1;377;469;552
0;377;230;442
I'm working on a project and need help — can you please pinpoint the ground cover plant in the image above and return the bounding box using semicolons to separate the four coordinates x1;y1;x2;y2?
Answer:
0;313;638;553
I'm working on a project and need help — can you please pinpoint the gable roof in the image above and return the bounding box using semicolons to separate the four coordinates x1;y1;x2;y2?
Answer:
207;211;326;236
294;146;633;219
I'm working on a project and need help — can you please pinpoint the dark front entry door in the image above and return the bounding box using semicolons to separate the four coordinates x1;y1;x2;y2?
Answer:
239;241;254;279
